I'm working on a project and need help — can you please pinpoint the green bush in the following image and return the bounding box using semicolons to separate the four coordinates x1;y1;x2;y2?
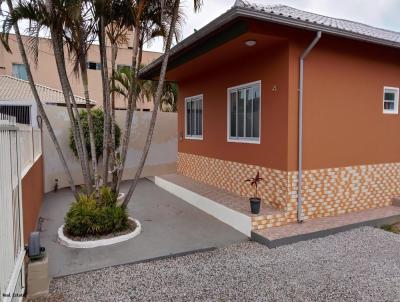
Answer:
69;108;121;160
64;187;129;237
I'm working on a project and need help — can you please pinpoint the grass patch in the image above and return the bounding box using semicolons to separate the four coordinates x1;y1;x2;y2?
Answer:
380;223;400;234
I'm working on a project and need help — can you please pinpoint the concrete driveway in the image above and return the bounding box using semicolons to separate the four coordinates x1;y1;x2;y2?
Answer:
39;179;247;277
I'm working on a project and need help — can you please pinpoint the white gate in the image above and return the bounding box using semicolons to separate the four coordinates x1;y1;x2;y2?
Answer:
0;114;26;302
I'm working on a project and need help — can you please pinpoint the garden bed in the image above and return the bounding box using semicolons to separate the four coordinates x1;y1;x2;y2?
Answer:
58;218;141;248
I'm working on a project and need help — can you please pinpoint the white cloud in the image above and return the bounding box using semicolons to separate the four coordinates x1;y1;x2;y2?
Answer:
144;0;400;52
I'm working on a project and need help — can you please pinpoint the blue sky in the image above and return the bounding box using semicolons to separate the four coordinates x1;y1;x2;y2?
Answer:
145;0;400;52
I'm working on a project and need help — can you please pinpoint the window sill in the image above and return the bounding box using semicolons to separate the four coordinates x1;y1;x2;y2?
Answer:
185;136;203;141
227;138;260;144
383;111;398;115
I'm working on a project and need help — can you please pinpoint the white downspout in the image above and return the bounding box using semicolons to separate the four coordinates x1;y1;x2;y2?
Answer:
297;31;322;223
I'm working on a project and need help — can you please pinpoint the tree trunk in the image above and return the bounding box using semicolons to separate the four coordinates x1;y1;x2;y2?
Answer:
110;42;118;187
80;56;99;191
5;0;78;198
113;23;142;193
99;16;111;186
123;0;181;206
49;22;92;192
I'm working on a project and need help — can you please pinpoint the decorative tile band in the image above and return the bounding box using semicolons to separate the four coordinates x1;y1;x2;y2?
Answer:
177;152;288;209
177;152;398;229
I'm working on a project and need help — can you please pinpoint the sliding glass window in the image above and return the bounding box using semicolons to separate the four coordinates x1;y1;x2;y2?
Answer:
185;95;203;139
228;81;260;143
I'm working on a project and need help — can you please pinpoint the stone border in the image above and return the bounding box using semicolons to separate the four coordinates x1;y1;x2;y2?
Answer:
58;218;141;248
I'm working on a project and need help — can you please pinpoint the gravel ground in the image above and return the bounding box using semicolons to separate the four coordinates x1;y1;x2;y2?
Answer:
42;227;400;302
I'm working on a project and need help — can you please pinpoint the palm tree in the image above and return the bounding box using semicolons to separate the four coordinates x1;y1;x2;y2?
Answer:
6;0;96;192
64;0;100;190
3;0;78;198
122;0;203;206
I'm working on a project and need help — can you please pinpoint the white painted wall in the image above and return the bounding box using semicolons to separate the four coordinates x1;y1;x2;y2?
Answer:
42;105;177;193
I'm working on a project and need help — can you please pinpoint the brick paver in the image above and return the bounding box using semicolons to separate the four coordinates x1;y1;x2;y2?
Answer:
255;205;400;240
159;174;284;218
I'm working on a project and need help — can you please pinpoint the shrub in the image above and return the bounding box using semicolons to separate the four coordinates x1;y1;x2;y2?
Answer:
64;187;129;237
69;108;121;160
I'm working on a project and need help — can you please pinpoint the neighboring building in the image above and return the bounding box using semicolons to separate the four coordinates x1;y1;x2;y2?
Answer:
141;1;400;228
0;33;161;111
0;75;94;127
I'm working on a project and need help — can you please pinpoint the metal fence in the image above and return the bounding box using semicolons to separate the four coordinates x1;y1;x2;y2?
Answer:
0;113;42;302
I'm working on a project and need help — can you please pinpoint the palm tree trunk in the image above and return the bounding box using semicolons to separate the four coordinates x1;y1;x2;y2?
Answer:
113;27;140;192
80;57;99;191
110;42;118;186
123;0;181;206
99;16;111;186
113;23;142;193
5;0;78;198
49;24;93;192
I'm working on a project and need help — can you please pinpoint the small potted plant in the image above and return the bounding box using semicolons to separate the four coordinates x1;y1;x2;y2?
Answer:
245;171;263;214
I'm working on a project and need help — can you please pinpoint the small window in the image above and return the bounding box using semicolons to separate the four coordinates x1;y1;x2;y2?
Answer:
0;105;31;125
12;63;28;80
383;87;399;114
185;95;203;139
87;62;102;70
228;81;261;143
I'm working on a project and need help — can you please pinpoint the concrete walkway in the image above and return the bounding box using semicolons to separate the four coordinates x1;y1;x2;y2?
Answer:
38;179;247;277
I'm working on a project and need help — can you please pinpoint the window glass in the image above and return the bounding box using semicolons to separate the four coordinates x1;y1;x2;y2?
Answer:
230;91;237;137
245;88;252;137
87;62;101;70
12;64;28;80
238;90;245;137
253;87;260;138
185;96;203;138
383;87;399;114
228;82;261;142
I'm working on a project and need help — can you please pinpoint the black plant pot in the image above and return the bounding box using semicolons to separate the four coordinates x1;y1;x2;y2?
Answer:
250;197;261;214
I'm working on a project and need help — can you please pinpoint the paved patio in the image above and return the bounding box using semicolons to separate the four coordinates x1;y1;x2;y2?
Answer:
38;179;247;277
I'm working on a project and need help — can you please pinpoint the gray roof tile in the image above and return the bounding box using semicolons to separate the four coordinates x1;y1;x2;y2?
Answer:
236;0;400;44
0;75;95;105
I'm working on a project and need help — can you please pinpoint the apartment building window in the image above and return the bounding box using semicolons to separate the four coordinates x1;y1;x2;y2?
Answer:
185;95;203;139
87;62;102;70
12;63;28;80
228;81;261;143
383;87;399;114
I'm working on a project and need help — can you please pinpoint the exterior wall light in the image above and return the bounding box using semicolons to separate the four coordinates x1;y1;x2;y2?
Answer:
245;40;257;47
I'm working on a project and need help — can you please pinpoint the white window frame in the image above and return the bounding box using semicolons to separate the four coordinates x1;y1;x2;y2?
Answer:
227;80;261;144
184;94;203;140
383;86;399;115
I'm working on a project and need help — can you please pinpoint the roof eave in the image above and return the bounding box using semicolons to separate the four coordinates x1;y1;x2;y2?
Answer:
139;6;400;79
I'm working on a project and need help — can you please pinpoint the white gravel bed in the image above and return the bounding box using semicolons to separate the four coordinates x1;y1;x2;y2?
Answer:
47;227;400;302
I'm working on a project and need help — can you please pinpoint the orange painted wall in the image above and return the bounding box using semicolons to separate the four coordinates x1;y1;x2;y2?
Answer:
173;19;400;173
177;40;290;170
22;155;44;243
288;34;400;171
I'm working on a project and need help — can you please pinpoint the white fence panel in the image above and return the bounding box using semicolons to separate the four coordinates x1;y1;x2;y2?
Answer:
0;125;25;302
0;114;41;301
33;129;42;160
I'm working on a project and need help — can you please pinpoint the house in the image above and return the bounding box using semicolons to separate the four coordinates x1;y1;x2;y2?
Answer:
0;75;95;127
140;0;400;229
0;33;161;111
